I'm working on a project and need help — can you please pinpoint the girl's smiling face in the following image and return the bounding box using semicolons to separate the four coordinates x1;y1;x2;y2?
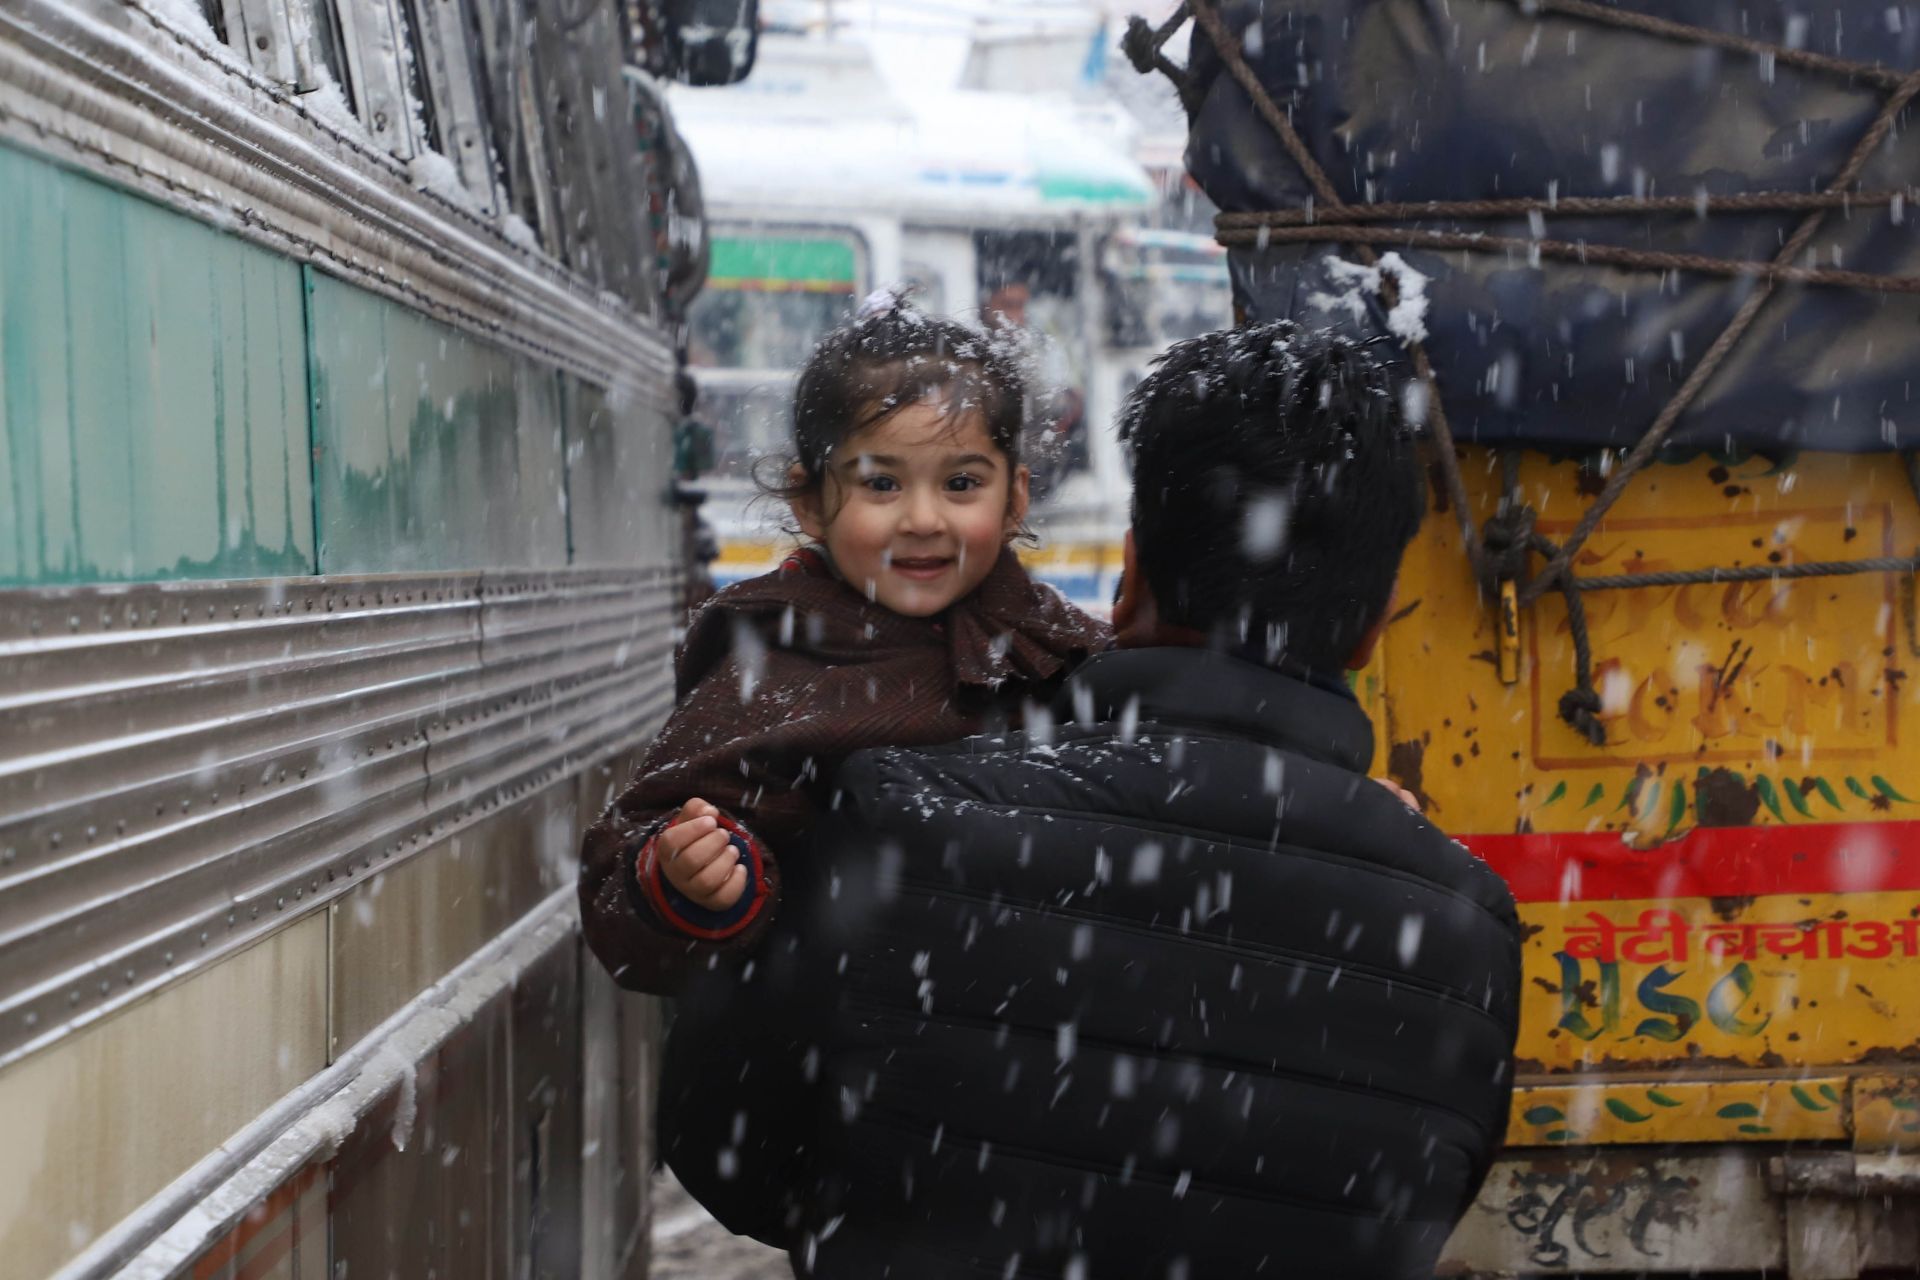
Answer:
792;399;1029;617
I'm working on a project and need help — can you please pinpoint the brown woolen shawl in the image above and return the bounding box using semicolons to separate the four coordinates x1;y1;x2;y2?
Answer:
578;547;1110;992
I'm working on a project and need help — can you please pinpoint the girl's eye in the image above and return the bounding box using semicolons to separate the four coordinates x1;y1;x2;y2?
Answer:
946;474;984;492
862;475;900;493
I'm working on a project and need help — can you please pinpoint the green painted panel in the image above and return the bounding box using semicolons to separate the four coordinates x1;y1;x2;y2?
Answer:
708;236;858;288
562;376;675;568
307;272;569;572
0;142;315;585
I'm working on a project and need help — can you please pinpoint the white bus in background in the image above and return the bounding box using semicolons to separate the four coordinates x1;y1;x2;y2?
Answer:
670;28;1230;612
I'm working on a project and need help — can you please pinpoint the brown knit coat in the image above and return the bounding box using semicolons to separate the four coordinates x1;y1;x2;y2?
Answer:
578;547;1111;993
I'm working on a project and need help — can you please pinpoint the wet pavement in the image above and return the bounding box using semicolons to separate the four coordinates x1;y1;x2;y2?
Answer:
650;1172;792;1280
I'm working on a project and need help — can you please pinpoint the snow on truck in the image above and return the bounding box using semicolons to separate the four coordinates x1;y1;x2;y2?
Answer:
1142;0;1920;1272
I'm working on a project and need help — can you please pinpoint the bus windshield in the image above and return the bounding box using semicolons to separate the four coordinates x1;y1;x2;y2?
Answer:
1102;229;1232;350
687;231;862;371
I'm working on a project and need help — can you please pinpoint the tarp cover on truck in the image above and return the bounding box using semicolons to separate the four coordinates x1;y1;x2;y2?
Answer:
1170;0;1920;452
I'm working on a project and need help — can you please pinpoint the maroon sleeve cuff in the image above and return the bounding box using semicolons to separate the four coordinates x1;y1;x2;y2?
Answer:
634;810;772;941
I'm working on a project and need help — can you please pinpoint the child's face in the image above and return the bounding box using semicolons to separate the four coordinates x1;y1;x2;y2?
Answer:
794;400;1029;617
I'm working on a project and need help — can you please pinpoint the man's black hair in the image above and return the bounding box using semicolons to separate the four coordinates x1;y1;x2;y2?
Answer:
1118;321;1426;671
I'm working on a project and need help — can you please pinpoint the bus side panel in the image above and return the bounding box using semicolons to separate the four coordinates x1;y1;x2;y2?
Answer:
329;989;516;1279
305;271;571;575
0;141;315;587
564;376;678;570
0;915;329;1279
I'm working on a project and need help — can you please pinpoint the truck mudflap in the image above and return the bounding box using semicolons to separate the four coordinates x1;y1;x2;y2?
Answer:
1442;1147;1920;1277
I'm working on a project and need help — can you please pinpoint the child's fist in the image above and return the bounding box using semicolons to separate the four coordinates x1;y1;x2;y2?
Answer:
1374;777;1422;813
657;798;748;910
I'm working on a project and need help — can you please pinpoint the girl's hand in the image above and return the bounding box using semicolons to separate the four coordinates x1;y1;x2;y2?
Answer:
1374;777;1422;813
658;798;748;910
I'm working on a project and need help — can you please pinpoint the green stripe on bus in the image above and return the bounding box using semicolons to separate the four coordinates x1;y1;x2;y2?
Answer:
1036;174;1154;205
709;237;857;287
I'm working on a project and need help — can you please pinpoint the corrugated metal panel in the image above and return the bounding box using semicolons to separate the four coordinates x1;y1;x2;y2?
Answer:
0;567;678;1071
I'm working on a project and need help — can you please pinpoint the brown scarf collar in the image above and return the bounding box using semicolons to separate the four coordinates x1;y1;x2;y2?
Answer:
703;545;1109;690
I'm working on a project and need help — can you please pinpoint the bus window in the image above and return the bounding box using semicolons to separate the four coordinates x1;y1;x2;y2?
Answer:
468;0;552;243
688;233;862;371
197;0;227;43
1102;230;1231;351
398;0;445;155
900;261;945;316
695;379;796;479
293;0;355;109
975;229;1088;496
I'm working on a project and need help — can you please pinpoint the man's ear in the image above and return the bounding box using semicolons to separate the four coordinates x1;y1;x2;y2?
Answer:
1344;580;1399;670
1004;464;1031;540
789;466;827;543
1112;529;1153;635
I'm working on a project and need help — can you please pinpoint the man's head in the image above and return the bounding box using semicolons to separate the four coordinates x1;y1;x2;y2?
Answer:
1115;322;1425;671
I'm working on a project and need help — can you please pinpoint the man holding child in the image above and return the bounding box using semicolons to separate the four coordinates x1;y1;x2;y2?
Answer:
585;320;1522;1278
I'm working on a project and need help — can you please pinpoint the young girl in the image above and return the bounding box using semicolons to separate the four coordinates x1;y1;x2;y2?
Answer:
578;297;1111;994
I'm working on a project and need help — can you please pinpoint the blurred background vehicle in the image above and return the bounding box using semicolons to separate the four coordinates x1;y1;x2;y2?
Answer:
674;0;1229;614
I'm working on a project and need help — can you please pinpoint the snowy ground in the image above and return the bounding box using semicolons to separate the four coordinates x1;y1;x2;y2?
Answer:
650;1172;792;1279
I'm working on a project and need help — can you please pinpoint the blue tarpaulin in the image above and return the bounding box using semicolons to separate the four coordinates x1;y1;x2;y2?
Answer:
1179;0;1920;452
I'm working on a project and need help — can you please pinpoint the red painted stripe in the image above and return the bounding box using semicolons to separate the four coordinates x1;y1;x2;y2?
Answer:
1463;820;1920;903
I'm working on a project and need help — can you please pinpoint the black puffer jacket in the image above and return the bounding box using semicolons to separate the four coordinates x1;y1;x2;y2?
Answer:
788;646;1522;1279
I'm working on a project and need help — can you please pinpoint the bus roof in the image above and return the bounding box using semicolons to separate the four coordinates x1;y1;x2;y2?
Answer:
669;35;1154;223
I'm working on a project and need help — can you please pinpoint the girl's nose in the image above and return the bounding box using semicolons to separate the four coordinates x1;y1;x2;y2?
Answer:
899;487;944;535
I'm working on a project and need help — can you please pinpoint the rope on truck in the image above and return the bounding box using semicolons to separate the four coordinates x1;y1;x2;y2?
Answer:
1133;0;1920;744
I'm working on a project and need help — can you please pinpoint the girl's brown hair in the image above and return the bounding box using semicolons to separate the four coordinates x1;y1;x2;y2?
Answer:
766;295;1029;511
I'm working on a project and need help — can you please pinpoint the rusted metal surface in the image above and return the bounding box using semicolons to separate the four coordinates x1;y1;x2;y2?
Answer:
1368;451;1920;1174
1442;1147;1920;1274
1368;448;1920;1267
